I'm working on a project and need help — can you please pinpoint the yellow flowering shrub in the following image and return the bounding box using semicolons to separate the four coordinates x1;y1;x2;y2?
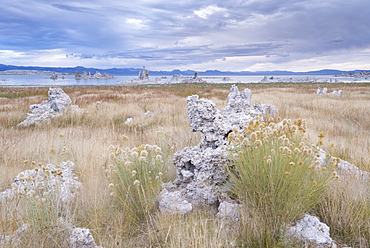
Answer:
227;116;335;245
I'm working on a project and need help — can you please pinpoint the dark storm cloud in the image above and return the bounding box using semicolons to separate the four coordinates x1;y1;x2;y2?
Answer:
70;42;282;65
0;0;369;70
51;4;93;13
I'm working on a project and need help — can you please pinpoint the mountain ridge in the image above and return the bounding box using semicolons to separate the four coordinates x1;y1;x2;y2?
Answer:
0;64;368;76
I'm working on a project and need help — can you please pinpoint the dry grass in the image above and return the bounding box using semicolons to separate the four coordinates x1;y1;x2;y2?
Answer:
314;173;370;247
251;85;370;170
0;83;369;247
147;210;236;248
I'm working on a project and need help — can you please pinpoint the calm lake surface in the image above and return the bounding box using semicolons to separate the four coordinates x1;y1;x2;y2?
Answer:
0;74;365;86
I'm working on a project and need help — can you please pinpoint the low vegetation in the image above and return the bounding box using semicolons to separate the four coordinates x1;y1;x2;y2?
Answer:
0;83;369;247
228;117;335;246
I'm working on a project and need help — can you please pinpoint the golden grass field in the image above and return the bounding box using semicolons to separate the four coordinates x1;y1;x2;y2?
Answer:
0;83;369;247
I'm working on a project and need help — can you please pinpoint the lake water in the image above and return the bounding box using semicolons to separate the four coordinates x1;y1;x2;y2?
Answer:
0;74;366;86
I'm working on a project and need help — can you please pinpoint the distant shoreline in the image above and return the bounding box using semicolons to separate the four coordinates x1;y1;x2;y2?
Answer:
0;70;73;76
0;74;369;87
0;64;369;77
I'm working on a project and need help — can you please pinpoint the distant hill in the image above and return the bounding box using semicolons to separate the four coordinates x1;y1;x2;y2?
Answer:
0;64;368;76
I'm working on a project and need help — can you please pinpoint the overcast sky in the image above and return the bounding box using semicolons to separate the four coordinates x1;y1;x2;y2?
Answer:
1;0;369;71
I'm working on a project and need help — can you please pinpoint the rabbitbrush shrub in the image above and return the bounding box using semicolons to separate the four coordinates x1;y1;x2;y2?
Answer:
106;143;168;227
227;116;335;246
0;162;78;247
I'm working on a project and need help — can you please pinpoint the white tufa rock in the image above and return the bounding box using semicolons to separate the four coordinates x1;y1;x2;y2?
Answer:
287;214;334;247
315;148;370;179
91;71;115;79
316;87;328;95
216;201;242;222
138;66;149;80
158;189;193;214
331;90;342;96
135;123;148;131
170;74;207;84
0;161;81;203
0;224;30;246
17;88;79;127
316;87;342;95
76;71;115;80
124;117;133;125
50;72;58;79
125;72;207;85
123;111;153;126
143;110;154;118
69;228;102;248
158;85;278;214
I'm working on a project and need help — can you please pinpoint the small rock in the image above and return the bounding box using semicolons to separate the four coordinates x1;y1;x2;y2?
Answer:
0;224;30;246
143;110;154;118
316;87;328;95
124;117;133;125
316;87;342;95
287;214;334;247
331;90;342;96
315;149;369;179
216;201;242;222
135;123;148;130
158;189;193;214
69;228;102;248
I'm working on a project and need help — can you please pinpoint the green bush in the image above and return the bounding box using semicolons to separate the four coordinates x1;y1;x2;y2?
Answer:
227;117;335;246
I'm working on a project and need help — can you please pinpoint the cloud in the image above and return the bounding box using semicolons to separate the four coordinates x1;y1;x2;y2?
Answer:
51;4;93;13
67;42;283;68
0;0;369;71
193;5;227;19
331;37;345;43
125;18;146;29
